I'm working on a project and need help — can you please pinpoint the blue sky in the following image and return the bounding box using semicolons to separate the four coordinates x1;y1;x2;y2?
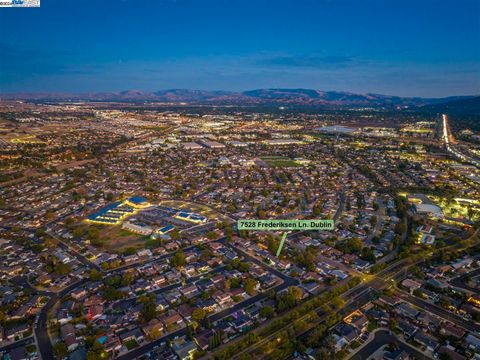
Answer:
0;0;479;97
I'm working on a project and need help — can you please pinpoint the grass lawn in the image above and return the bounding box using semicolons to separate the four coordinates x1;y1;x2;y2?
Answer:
427;195;479;221
141;125;169;132
260;156;301;168
350;340;361;349
124;339;139;350
367;320;378;332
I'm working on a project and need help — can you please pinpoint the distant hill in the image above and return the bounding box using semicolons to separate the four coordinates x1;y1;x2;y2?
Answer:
419;96;480;115
153;89;235;102
241;89;474;107
0;88;476;109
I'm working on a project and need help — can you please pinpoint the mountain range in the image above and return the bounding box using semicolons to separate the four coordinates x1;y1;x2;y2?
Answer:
1;88;479;112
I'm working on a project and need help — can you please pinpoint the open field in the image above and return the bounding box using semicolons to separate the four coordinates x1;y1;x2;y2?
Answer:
10;135;46;144
99;225;147;252
427;195;479;221
260;156;301;168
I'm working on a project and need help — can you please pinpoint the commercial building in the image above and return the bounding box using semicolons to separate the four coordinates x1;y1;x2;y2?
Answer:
181;142;204;150
201;140;225;149
414;204;443;218
264;139;303;146
86;202;136;225
316;125;357;135
173;211;207;224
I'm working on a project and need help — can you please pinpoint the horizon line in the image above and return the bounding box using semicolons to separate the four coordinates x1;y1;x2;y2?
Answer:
0;88;479;100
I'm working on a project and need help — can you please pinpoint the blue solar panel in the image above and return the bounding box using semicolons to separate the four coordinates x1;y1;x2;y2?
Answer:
190;215;206;221
128;196;148;204
159;225;175;233
88;201;129;222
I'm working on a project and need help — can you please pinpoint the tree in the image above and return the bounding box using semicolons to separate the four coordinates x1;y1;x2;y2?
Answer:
439;297;451;309
394;222;406;235
170;251;186;268
227;277;241;289
467;207;475;220
35;228;46;237
31;244;44;253
148;327;162;341
228;258;250;272
412;289;424;298
225;224;233;242
121;271;135;286
123;247;136;256
237;262;250;273
102;286;123;301
87;227;100;240
345;237;363;254
259;306;274;319
170;230;181;240
360;247;375;262
256;206;266;219
277;292;296;311
312;203;322;216
53;342;68;359
86;349;108;360
190;320;200;333
267;235;279;255
192;308;206;322
65;217;76;228
209;332;222;349
294;250;315;271
287;286;303;302
206;231;217;240
331;296;345;310
315;347;331;360
89;269;103;282
72;227;84;238
139;295;157;322
55;262;71;275
244;278;258;295
200;249;213;261
186;325;193;340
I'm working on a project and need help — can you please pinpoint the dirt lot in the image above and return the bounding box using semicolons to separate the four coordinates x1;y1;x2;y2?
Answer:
99;226;146;252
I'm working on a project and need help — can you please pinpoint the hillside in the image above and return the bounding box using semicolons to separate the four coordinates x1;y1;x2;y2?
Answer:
0;88;476;109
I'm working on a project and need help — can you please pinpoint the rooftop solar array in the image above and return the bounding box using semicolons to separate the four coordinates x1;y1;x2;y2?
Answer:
173;209;207;223
156;225;175;234
127;196;148;205
87;201;136;224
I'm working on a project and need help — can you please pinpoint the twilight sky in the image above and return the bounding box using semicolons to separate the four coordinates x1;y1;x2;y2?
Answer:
0;0;479;97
